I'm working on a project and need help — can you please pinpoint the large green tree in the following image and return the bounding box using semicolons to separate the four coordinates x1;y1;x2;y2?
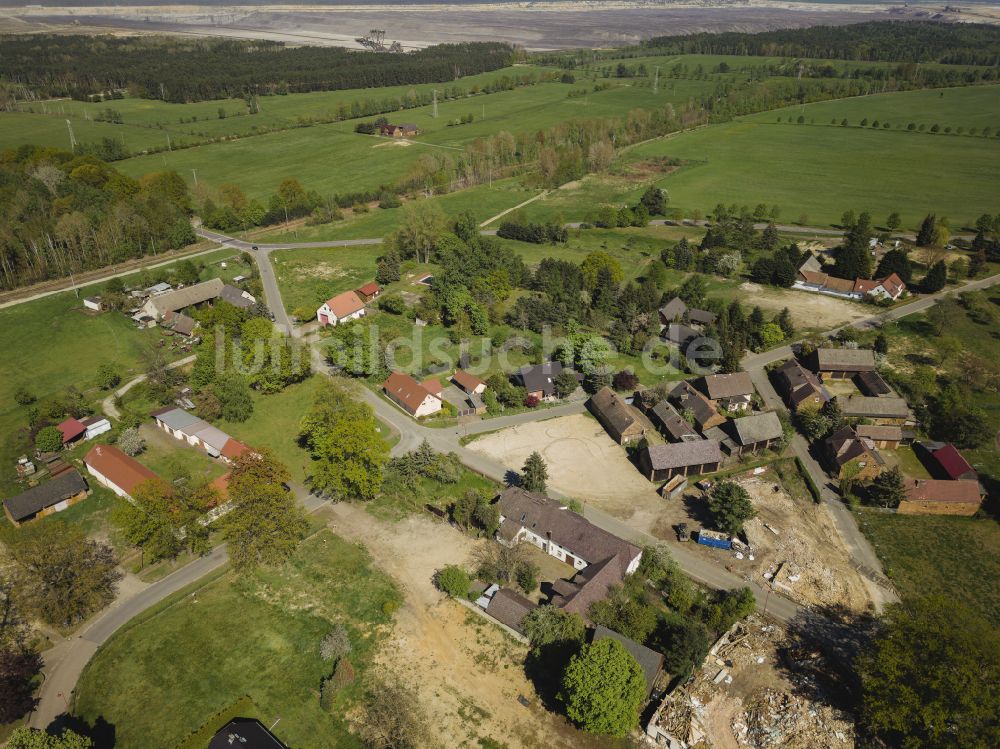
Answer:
559;638;646;737
6;728;92;749
858;596;1000;749
6;523;121;627
707;481;757;535
521;451;548;493
222;448;308;572
299;381;389;500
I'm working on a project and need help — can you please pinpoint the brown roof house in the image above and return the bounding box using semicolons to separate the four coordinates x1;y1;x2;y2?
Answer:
588;387;647;445
355;282;382;303
84;444;160;500
484;588;537;635
811;348;876;379
694;372;755;412
825;426;885;482
855;425;903;449
840;395;912;425
452;369;487;396
669;380;726;432
649;400;701;443
639;440;722;482
383;371;442;418
497;486;641;577
316;290;366;326
898;478;983;517
773;358;827;411
3;469;89;526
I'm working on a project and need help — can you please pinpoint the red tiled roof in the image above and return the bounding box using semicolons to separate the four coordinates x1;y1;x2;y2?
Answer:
931;444;977;481
84;444;159;496
323;290;365;319
221;438;250;460
57;418;86;443
383;371;439;414
452;369;486;393
420;376;443;397
356;282;381;297
904;478;982;504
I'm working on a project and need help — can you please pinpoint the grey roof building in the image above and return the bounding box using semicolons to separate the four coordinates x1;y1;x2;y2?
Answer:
151;406;204;432
732;411;784;447
220;283;257;309
3;469;88;524
484;588;536;634
659;297;688;323
640;440;722;482
513;362;569;399
143;277;226;319
650;400;701;443
840;395;912;421
812;347;876;376
592;625;664;695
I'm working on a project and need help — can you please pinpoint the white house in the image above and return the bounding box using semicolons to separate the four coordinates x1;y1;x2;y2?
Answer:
84;444;159;501
497;487;642;574
80;416;112;440
382;371;442;418
316;290;366;326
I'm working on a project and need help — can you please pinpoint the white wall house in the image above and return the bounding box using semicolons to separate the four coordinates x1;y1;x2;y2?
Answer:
316;290;366;326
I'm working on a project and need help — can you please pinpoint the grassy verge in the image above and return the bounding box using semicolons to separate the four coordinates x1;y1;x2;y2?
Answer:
74;529;400;749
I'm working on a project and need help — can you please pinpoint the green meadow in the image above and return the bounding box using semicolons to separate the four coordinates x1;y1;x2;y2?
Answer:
74;529;400;749
627;94;1000;230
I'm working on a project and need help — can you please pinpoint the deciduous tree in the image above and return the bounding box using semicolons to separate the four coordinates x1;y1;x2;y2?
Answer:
559;638;646;737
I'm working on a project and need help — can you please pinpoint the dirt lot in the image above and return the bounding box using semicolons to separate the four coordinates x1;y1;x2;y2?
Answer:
648;614;855;749
467;413;662;519
718;475;871;612
320;503;608;749
738;282;869;332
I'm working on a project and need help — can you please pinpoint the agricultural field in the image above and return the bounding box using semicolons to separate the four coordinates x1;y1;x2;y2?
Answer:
858;511;1000;622
627;85;1000;230
74;529;401;749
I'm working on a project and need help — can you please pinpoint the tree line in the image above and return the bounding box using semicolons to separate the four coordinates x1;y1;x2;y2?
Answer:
0;36;515;103
0;146;194;290
641;21;1000;65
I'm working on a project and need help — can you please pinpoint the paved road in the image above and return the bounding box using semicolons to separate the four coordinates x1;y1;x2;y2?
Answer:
31;489;329;730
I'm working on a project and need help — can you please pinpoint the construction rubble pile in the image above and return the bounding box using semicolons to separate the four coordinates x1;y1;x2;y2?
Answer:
644;615;854;749
734;688;852;749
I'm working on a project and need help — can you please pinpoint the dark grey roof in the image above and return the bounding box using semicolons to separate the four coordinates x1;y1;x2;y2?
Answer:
687;308;717;326
775;359;827;407
659;297;687;322
841;396;911;419
148;278;225;315
813;348;875;372
220;284;256;309
208;719;287;749
854;370;893;396
498;487;639;566
731;411;783;445
643;440;722;470
664;323;699;346
3;469;87;522
650;400;700;442
697;372;754;400
513;362;565;397
669;381;720;429
592;624;664;693
485;588;536;634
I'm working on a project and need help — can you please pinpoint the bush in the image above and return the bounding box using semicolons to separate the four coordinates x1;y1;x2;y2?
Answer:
320;624;353;662
524;394;540;408
14;387;36;406
434;565;470;598
378;192;402;209
379;296;407;315
117;427;146;457
34;425;63;453
612;370;639;392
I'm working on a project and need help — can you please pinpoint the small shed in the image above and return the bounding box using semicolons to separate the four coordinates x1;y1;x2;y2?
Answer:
83;296;104;312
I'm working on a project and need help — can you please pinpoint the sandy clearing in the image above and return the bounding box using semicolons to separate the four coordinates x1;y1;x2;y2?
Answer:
467;413;663;520
738;282;870;330
373;139;413;148
321;503;601;748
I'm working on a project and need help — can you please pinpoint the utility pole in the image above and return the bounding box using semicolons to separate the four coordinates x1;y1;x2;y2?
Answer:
191;168;198;186
166;132;172;151
159;82;166;100
66;119;77;151
432;89;439;119
653;66;660;94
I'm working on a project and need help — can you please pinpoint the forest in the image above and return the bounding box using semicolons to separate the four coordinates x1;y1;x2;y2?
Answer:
642;21;1000;65
0;36;514;102
0;146;194;290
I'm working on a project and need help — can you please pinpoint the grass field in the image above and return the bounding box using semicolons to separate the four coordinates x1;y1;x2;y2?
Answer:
858;511;1000;622
0;249;236;499
74;529;400;749
271;245;383;315
627;96;1000;230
